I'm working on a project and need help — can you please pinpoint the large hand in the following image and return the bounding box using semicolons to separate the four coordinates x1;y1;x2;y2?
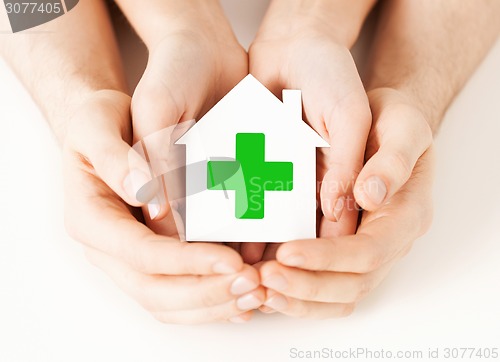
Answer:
259;88;434;318
246;4;373;263
63;90;264;324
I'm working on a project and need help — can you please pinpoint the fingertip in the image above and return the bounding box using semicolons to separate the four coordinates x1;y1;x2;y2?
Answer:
212;261;240;275
213;244;245;275
146;194;172;221
229;311;254;323
240;242;267;265
259;305;277;314
264;291;289;312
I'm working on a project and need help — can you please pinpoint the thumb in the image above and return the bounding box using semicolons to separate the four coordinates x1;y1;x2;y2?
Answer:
354;90;433;211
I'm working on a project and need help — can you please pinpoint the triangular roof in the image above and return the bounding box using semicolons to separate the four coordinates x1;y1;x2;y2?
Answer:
176;74;329;148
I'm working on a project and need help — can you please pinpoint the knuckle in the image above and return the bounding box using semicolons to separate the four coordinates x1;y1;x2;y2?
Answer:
352;275;373;302
304;279;322;301
385;151;413;184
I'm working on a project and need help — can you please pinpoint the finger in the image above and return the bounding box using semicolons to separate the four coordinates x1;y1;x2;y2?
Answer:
260;259;396;304
318;196;360;240
85;247;260;310
225;242;242;254
263;290;354;319
309;79;370;237
295;52;372;225
318;93;371;224
277;150;434;275
240;243;267;264
259;305;277;314
275;216;419;274
68;92;157;207
151;288;266;325
228;311;255;323
354;90;433;211
131;42;206;221
64;152;244;275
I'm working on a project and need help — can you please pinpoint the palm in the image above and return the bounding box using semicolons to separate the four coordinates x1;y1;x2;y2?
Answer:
238;35;371;263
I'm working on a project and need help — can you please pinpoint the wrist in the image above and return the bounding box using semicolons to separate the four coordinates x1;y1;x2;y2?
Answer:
367;82;443;134
256;0;377;48
52;88;129;145
117;0;238;50
367;87;438;136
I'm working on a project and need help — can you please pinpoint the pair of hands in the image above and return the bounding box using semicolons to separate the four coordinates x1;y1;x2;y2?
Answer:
62;14;434;323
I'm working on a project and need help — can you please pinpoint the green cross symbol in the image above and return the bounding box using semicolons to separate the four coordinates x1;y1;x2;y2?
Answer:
207;133;293;219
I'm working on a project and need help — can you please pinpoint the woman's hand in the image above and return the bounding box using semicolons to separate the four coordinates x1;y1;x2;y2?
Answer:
259;88;434;318
63;90;265;324
245;1;375;263
130;6;248;227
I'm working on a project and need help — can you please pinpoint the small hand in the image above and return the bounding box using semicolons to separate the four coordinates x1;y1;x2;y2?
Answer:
259;88;434;318
246;9;372;263
63;90;264;324
131;25;248;229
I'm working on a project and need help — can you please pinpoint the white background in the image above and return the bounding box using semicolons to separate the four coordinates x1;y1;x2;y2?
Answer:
1;1;500;361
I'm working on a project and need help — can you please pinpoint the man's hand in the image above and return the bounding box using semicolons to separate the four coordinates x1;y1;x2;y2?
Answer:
258;88;434;318
63;90;265;324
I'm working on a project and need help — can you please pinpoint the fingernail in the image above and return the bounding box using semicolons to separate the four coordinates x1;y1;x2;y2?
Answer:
333;196;345;222
213;262;238;275
264;293;288;311
231;277;258;295
364;176;387;205
259;305;277;314
229;315;249;323
282;254;305;267
147;197;160;220
237;294;262;310
124;169;151;201
263;274;288;291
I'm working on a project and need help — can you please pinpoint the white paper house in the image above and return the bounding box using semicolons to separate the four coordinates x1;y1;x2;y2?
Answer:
176;75;329;242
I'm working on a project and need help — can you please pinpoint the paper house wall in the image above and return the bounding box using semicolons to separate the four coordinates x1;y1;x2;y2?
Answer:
176;75;329;242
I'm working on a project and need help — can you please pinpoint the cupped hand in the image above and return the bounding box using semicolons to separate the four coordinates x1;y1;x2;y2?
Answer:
259;88;434;318
245;7;372;263
63;90;264;324
131;21;248;229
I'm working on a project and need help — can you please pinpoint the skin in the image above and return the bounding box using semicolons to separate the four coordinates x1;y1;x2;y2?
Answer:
2;0;499;322
242;0;377;263
1;0;264;325
258;0;500;318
